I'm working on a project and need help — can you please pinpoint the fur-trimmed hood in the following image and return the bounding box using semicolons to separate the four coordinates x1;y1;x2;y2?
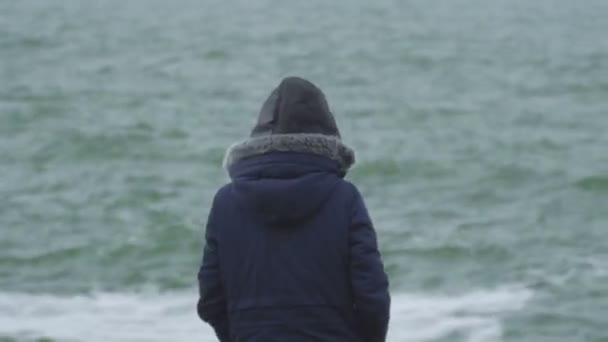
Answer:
224;77;355;175
222;77;356;224
224;133;355;175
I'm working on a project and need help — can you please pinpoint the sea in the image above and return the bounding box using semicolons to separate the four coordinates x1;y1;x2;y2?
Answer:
1;0;607;341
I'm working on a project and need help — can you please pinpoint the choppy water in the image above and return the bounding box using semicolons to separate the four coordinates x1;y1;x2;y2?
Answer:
1;1;607;341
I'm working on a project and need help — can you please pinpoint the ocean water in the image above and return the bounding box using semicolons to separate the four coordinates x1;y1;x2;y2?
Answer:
1;0;607;341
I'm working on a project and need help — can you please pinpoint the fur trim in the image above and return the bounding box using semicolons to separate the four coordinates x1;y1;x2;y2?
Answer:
224;134;355;173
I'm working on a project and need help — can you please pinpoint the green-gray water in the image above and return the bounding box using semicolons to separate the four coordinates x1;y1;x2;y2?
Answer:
1;1;607;341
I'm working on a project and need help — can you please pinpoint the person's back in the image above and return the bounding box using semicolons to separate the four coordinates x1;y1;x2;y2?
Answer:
197;77;390;342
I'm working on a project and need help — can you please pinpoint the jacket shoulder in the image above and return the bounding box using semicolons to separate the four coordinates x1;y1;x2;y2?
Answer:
333;179;363;208
209;183;234;212
214;183;233;200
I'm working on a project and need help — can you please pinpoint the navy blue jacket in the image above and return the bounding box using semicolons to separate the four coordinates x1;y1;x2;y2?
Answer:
197;152;390;341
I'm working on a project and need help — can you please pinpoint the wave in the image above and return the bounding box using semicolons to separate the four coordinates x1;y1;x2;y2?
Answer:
575;175;608;192
0;286;532;342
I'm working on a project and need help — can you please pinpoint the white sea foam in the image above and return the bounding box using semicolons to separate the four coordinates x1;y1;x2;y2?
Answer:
387;286;533;342
0;286;532;342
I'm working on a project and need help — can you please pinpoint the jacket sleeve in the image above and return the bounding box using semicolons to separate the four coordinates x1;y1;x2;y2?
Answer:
197;206;229;342
349;186;391;342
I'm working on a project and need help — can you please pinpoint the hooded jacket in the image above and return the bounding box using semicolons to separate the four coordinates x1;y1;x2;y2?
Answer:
197;77;390;342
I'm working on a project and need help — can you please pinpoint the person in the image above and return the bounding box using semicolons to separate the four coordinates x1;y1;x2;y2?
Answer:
197;76;390;342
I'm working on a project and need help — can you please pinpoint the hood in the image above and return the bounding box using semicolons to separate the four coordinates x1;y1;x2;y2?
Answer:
251;76;341;137
224;76;355;175
228;153;343;226
223;76;356;226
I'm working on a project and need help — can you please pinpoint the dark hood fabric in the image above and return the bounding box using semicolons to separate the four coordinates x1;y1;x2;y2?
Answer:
225;76;355;176
223;77;356;224
197;77;390;342
251;76;340;137
229;152;342;225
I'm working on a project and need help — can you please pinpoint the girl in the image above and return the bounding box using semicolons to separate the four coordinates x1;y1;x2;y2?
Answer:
197;77;390;342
